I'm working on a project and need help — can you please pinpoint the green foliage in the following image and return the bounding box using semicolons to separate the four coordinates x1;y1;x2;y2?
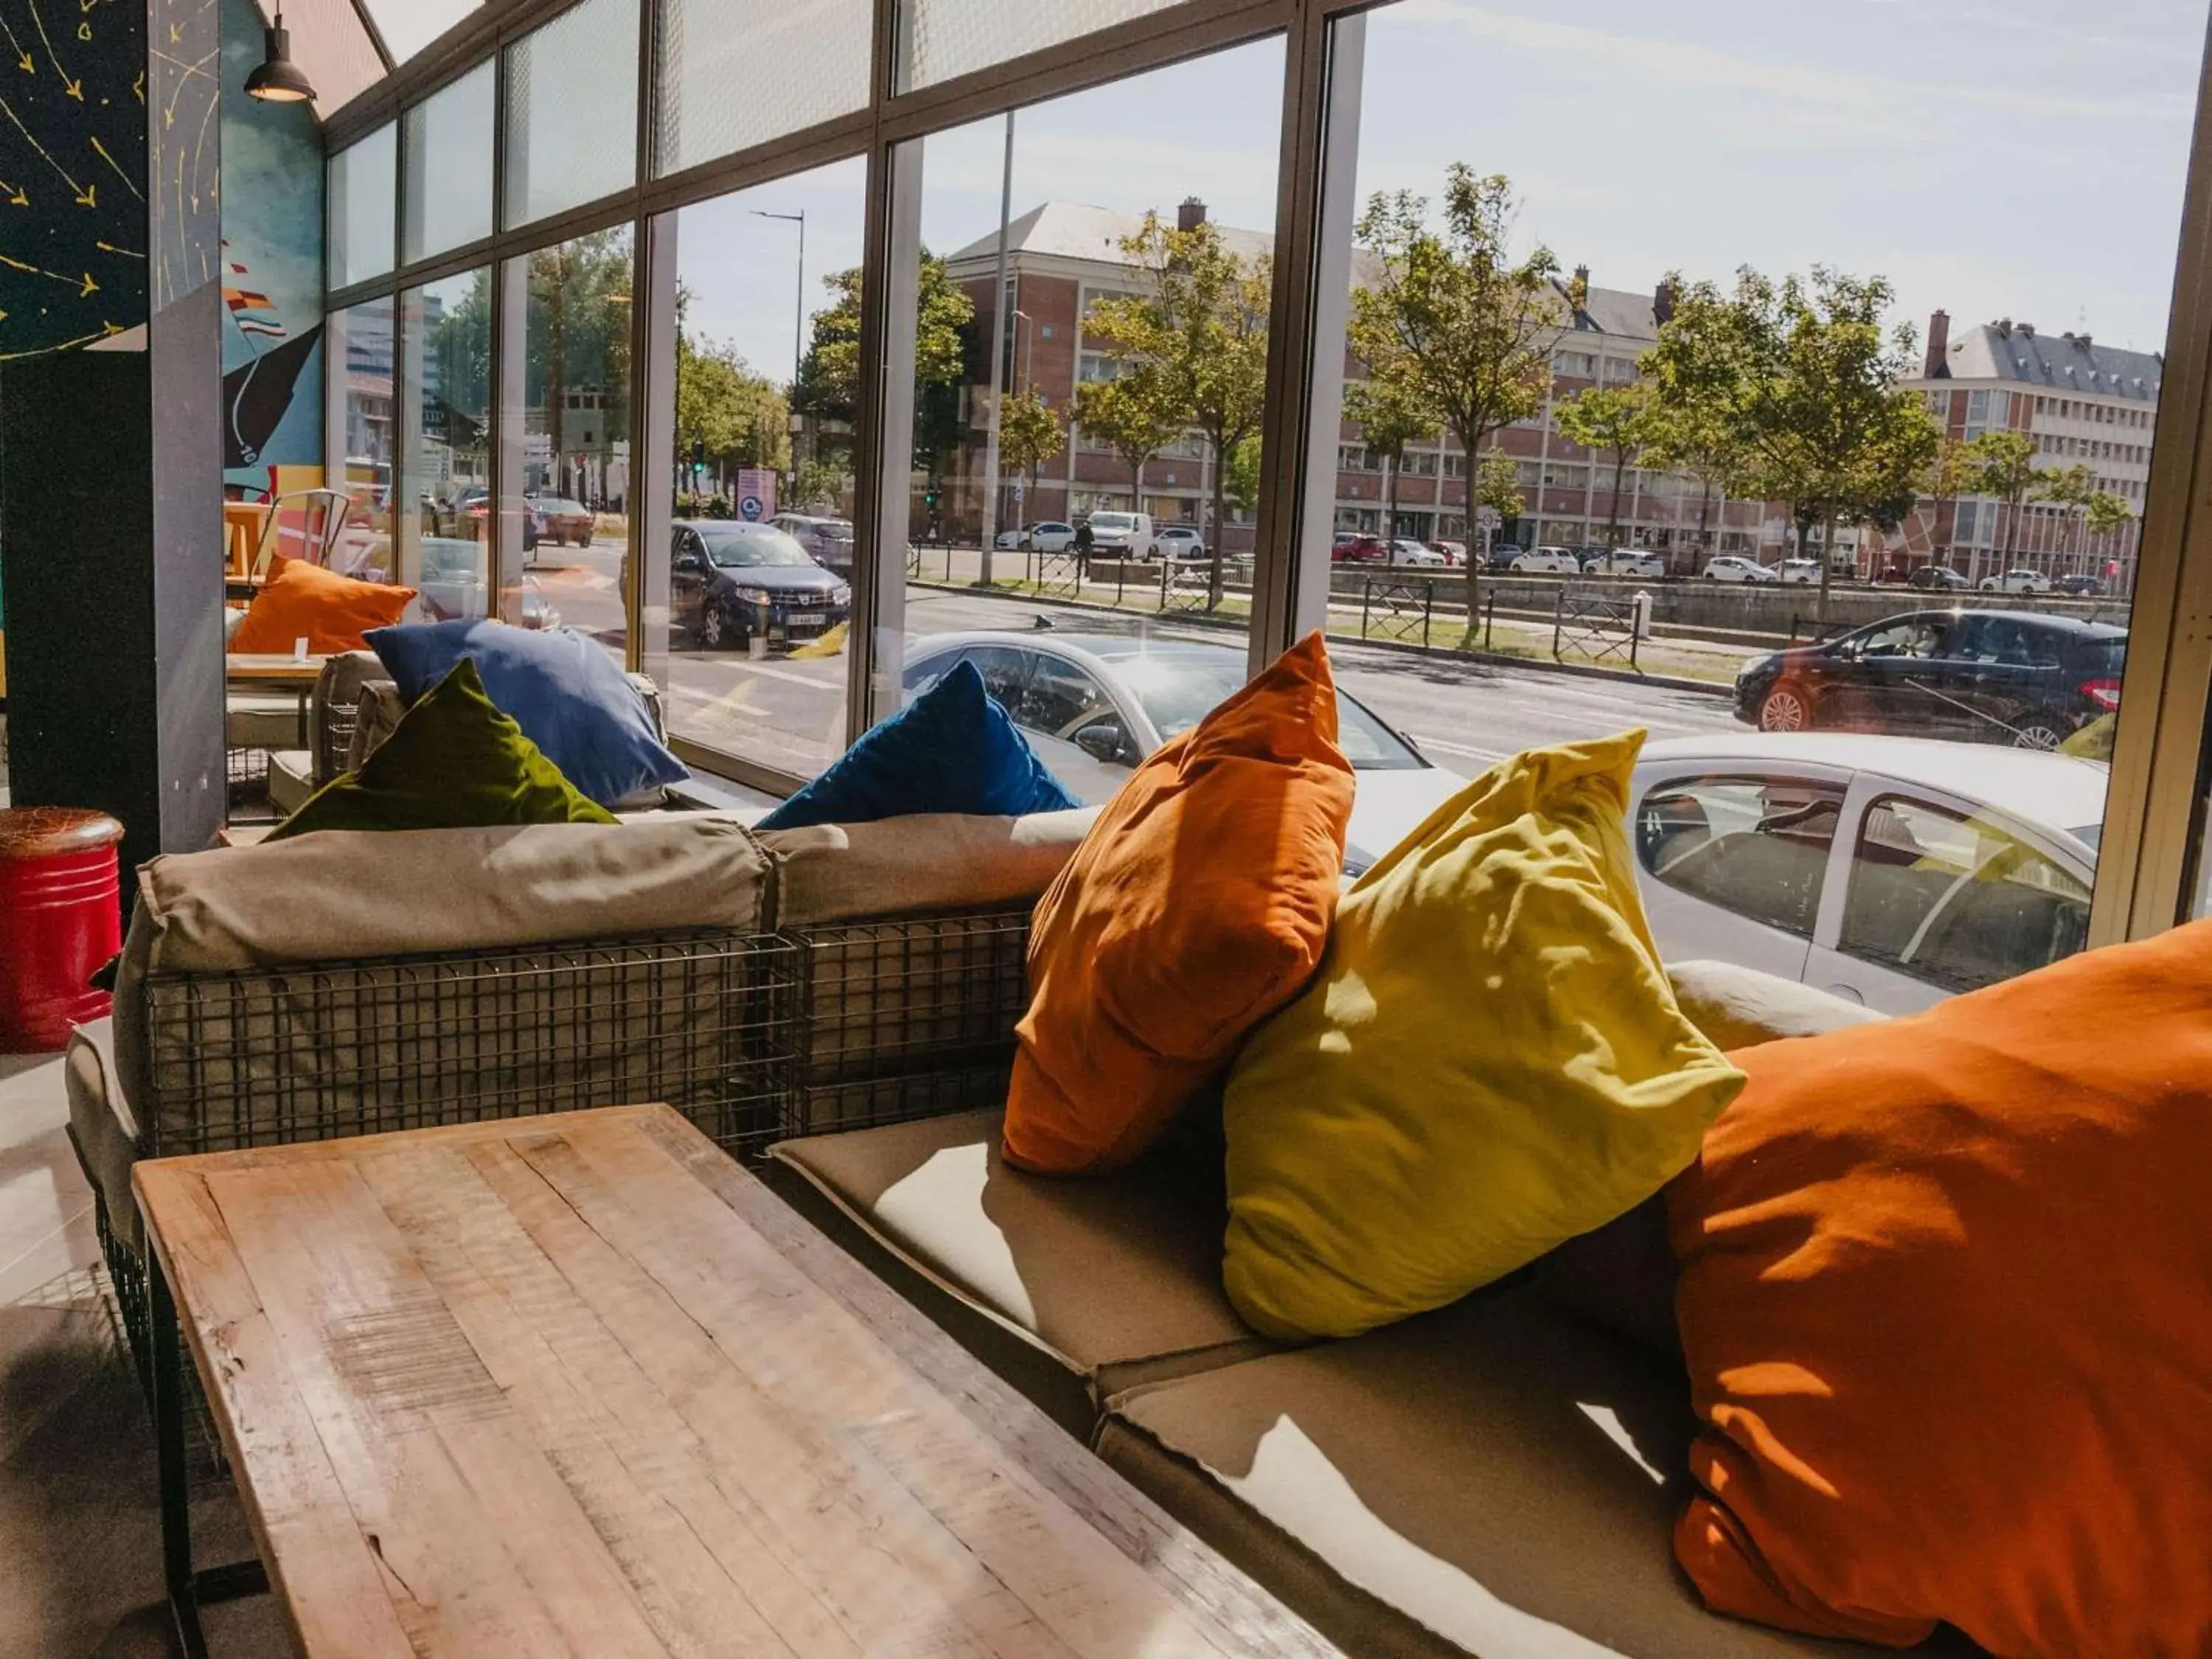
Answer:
522;231;636;497
1085;215;1270;601
1223;432;1263;514
1072;361;1185;507
794;255;975;430
2084;491;2135;537
1471;451;1523;523
1346;376;1435;542
1554;383;1663;545
791;457;845;515
995;387;1066;484
675;333;789;476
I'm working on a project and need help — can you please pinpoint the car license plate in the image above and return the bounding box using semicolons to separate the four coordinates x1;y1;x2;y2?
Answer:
789;611;826;627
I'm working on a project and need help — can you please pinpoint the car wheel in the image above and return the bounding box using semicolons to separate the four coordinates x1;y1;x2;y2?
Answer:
2011;719;2066;751
698;602;734;651
1759;684;1813;734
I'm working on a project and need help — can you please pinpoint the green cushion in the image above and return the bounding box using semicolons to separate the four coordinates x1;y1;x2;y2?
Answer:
268;658;618;841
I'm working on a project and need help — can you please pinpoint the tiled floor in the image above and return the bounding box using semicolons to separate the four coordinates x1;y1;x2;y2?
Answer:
0;1050;291;1658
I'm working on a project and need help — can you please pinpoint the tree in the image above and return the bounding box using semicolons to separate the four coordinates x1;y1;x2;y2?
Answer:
674;333;789;493
1349;167;1562;611
1223;433;1262;517
1085;215;1271;604
1642;265;1940;623
1554;383;1662;549
2085;490;2135;543
994;388;1066;518
791;456;844;515
525;230;636;504
1345;378;1433;552
1072;363;1184;529
1958;429;2041;574
794;255;975;504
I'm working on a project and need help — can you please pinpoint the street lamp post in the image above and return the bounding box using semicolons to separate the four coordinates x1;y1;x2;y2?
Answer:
751;207;806;511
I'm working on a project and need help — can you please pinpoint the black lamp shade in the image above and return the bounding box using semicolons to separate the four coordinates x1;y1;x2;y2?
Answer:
246;24;315;102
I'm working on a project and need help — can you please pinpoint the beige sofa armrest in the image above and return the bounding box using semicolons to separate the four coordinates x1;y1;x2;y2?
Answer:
1665;958;1887;1051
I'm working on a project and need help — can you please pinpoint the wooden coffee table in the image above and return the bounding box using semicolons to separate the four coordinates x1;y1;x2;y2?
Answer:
133;1105;1338;1658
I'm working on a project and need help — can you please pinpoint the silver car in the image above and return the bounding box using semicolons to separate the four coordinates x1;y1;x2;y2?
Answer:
773;514;856;577
1630;732;2103;1015
901;630;1465;872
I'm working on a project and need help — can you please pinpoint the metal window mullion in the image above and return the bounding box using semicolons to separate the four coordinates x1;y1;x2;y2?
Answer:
846;0;906;744
2090;14;2212;944
623;0;659;675
641;114;874;217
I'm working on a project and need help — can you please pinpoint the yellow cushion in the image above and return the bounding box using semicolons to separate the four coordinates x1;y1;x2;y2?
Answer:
1220;731;1745;1342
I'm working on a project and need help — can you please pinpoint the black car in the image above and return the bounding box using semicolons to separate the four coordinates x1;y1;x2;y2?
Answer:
1907;564;1969;591
1733;608;2126;749
671;520;851;652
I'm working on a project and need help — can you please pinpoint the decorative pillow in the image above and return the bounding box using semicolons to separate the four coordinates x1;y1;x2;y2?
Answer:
1669;921;2212;1657
268;658;617;840
1220;731;1743;1342
367;619;686;810
1001;633;1354;1176
228;555;416;655
758;659;1077;832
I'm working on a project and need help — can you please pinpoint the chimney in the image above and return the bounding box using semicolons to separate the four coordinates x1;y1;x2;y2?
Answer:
2078;333;2092;351
1176;196;1207;233
1654;278;1676;327
1996;317;2012;338
1570;263;1591;310
1924;309;1950;377
2017;321;2034;338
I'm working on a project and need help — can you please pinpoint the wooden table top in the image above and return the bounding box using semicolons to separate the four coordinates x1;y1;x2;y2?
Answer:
223;653;328;686
133;1105;1336;1659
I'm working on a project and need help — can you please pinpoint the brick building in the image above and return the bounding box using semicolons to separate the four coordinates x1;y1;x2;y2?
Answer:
1896;311;2155;591
939;203;1764;566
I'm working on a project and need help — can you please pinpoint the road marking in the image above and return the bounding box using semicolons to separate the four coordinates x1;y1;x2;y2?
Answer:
1410;734;1512;763
674;658;843;692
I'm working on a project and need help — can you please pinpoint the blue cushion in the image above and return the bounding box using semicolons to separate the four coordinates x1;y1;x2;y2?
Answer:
366;620;687;809
758;659;1079;830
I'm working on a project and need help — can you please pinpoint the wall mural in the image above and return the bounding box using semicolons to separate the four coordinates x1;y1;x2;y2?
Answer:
0;0;148;358
218;0;321;498
150;0;219;312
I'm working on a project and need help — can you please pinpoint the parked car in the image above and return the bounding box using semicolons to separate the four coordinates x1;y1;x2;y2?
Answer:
992;521;1077;554
1874;563;1913;585
415;536;562;630
453;490;543;552
1085;510;1156;558
1154;525;1208;561
1583;548;1665;577
2056;573;2105;597
1703;555;1778;583
669;519;851;652
529;496;596;548
1630;733;2101;1014
1982;568;2054;594
1334;533;1391;563
1390;538;1447;566
1485;542;1524;571
1777;558;1823;585
773;514;858;575
1511;546;1582;574
1907;563;1971;591
1426;539;1468;566
1732;608;2126;750
901;631;1464;874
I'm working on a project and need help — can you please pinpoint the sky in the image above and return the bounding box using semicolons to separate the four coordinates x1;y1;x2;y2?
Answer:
678;0;2205;385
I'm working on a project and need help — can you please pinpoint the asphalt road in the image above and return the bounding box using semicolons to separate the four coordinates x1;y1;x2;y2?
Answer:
532;538;1742;781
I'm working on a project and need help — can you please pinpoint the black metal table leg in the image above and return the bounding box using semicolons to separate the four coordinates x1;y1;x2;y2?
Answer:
149;1248;269;1658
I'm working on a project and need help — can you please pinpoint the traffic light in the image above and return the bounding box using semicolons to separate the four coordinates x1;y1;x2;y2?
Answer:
924;489;939;508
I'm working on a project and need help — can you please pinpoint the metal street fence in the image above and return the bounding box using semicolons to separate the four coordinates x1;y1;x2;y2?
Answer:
1552;585;1642;670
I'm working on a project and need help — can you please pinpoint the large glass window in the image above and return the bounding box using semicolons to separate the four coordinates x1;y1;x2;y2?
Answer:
328;124;397;289
397;269;493;601
515;227;633;664
653;159;863;780
880;38;1290;829
330;297;397;580
403;63;495;263
504;0;641;229
1293;0;2200;1000
655;0;870;176
897;0;1189;91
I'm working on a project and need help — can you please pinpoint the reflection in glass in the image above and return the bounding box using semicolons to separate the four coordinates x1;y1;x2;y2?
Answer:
328;125;397;288
333;297;396;580
403;63;495;263
397;269;492;595
504;0;641;229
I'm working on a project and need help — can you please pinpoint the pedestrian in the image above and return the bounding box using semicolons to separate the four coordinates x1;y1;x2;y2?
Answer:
1074;515;1094;569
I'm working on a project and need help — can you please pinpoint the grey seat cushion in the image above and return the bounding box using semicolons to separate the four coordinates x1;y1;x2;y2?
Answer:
769;1108;1272;1400
1099;1282;1905;1659
224;690;307;750
63;1019;141;1252
266;749;314;815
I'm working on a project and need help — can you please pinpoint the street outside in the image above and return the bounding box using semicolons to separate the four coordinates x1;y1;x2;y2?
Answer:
532;532;1741;782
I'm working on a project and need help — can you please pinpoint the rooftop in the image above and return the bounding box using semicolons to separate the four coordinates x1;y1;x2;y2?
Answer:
1930;319;2162;403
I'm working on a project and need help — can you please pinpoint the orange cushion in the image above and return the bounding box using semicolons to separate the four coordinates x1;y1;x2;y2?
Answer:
1669;920;2212;1656
1003;632;1354;1175
227;555;415;655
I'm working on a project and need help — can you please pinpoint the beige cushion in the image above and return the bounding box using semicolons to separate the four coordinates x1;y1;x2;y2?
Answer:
266;749;314;815
759;808;1100;930
311;650;386;782
347;678;403;772
225;689;308;750
1100;1284;1894;1659
63;1018;142;1252
1666;959;1885;1050
770;1108;1271;1400
133;818;771;972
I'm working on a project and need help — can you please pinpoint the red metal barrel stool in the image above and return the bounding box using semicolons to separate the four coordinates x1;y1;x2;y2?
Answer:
0;807;126;1051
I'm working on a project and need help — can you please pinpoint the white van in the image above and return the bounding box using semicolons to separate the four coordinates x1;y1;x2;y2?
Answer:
1085;510;1156;558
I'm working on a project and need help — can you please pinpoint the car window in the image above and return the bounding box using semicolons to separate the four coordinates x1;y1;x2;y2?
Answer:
1952;616;2060;667
1855;619;1947;658
956;646;1031;714
699;528;815;568
1018;653;1117;736
1838;795;2090;993
1635;774;1846;937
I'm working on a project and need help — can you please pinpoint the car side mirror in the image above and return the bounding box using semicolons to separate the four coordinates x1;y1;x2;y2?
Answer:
674;551;702;572
1073;717;1132;765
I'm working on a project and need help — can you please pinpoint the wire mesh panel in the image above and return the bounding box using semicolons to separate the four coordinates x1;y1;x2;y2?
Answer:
900;0;1188;90
141;931;799;1163
781;909;1032;1139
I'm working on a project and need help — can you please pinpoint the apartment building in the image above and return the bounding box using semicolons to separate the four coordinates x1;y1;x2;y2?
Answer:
1898;310;2156;588
939;206;1761;564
